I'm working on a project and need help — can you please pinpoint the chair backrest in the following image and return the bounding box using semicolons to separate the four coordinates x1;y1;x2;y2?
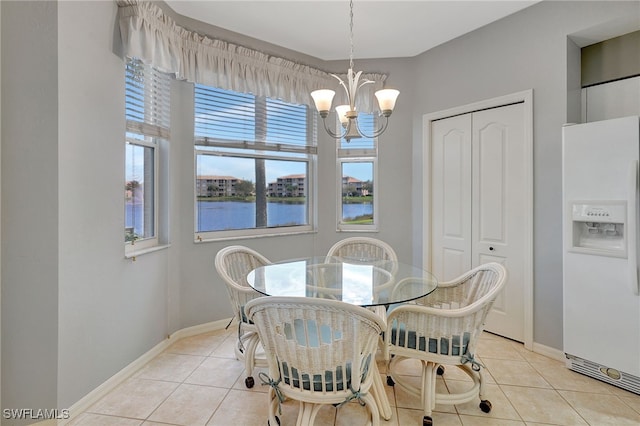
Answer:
326;237;398;263
245;296;385;398
214;245;271;323
385;262;507;360
422;262;506;310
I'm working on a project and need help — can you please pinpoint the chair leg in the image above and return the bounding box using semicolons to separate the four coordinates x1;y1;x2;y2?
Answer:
296;402;317;426
236;327;264;389
371;364;392;420
243;332;260;388
478;368;492;413
478;368;486;399
267;388;281;426
421;361;438;419
362;392;381;426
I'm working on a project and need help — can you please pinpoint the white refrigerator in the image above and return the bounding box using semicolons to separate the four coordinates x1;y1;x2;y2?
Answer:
562;115;640;394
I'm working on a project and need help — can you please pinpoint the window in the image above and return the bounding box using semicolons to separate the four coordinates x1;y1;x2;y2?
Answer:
194;85;316;240
124;58;170;254
337;113;378;231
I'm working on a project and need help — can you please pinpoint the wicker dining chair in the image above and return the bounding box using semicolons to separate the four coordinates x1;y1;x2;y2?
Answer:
383;262;507;426
326;237;398;272
214;245;271;388
245;296;390;426
326;237;399;321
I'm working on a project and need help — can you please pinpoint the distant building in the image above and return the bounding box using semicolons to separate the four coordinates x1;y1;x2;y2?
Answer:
268;174;306;197
342;176;370;196
196;175;239;197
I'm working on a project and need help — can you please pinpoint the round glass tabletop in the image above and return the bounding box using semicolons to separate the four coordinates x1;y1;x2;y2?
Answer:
247;256;438;307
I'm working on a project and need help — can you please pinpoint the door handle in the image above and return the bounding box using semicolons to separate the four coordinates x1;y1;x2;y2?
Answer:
489;246;495;251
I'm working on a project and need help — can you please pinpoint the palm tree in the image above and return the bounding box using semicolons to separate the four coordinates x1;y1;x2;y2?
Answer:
255;160;267;227
255;96;268;227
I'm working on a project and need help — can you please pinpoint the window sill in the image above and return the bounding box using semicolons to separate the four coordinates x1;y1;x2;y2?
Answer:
125;244;171;260
337;227;379;233
195;228;316;243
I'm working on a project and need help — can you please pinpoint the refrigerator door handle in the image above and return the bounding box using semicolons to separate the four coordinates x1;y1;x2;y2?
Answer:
628;160;639;295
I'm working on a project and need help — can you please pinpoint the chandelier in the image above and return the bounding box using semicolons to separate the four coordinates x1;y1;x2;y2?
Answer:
310;0;399;141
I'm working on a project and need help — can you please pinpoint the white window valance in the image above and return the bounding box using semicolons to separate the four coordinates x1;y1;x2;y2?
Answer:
116;0;387;111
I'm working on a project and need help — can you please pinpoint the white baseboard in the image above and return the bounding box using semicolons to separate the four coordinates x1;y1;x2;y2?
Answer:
58;318;232;425
532;341;566;362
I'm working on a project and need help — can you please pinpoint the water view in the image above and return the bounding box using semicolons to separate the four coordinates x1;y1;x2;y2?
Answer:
197;201;306;231
196;200;373;232
127;200;373;235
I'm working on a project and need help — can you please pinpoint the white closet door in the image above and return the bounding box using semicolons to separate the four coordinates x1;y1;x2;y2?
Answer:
431;114;472;280
430;102;526;342
472;103;526;341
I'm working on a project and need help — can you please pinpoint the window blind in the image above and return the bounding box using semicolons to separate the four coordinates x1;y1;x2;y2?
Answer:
338;113;377;156
194;85;317;154
125;58;171;139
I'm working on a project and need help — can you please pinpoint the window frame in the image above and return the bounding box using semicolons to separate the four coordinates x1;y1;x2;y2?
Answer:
124;58;170;257
193;85;317;242
125;135;160;253
337;156;378;232
336;113;379;232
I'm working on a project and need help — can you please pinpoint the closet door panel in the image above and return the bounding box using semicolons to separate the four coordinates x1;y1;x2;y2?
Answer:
431;114;472;281
476;120;507;243
472;103;526;341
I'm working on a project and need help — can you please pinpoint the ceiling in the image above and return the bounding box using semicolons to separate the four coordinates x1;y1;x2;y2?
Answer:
164;1;541;61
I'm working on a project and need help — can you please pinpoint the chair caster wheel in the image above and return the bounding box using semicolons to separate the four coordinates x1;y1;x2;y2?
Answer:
268;416;280;425
479;399;492;413
423;415;433;426
386;376;395;386
245;376;255;388
436;365;445;375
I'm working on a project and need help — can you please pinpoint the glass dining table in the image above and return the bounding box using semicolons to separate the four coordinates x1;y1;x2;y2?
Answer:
246;256;437;420
246;255;438;307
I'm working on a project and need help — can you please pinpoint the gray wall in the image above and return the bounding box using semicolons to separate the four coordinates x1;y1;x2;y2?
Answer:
57;1;171;408
1;1;59;419
1;0;639;417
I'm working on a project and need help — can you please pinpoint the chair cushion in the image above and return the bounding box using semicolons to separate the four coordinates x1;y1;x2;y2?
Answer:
279;354;371;392
275;319;372;392
390;326;470;356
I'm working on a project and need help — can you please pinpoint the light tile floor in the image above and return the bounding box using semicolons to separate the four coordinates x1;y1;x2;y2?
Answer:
68;328;640;426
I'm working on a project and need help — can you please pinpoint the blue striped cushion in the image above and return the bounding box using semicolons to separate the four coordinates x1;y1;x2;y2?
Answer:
390;326;470;356
280;354;371;392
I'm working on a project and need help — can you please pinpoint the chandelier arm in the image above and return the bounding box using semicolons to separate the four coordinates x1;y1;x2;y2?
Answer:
354;116;390;139
352;80;375;109
321;116;349;140
332;74;353;106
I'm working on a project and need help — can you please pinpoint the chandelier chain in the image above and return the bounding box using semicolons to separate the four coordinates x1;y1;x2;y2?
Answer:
349;0;354;70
